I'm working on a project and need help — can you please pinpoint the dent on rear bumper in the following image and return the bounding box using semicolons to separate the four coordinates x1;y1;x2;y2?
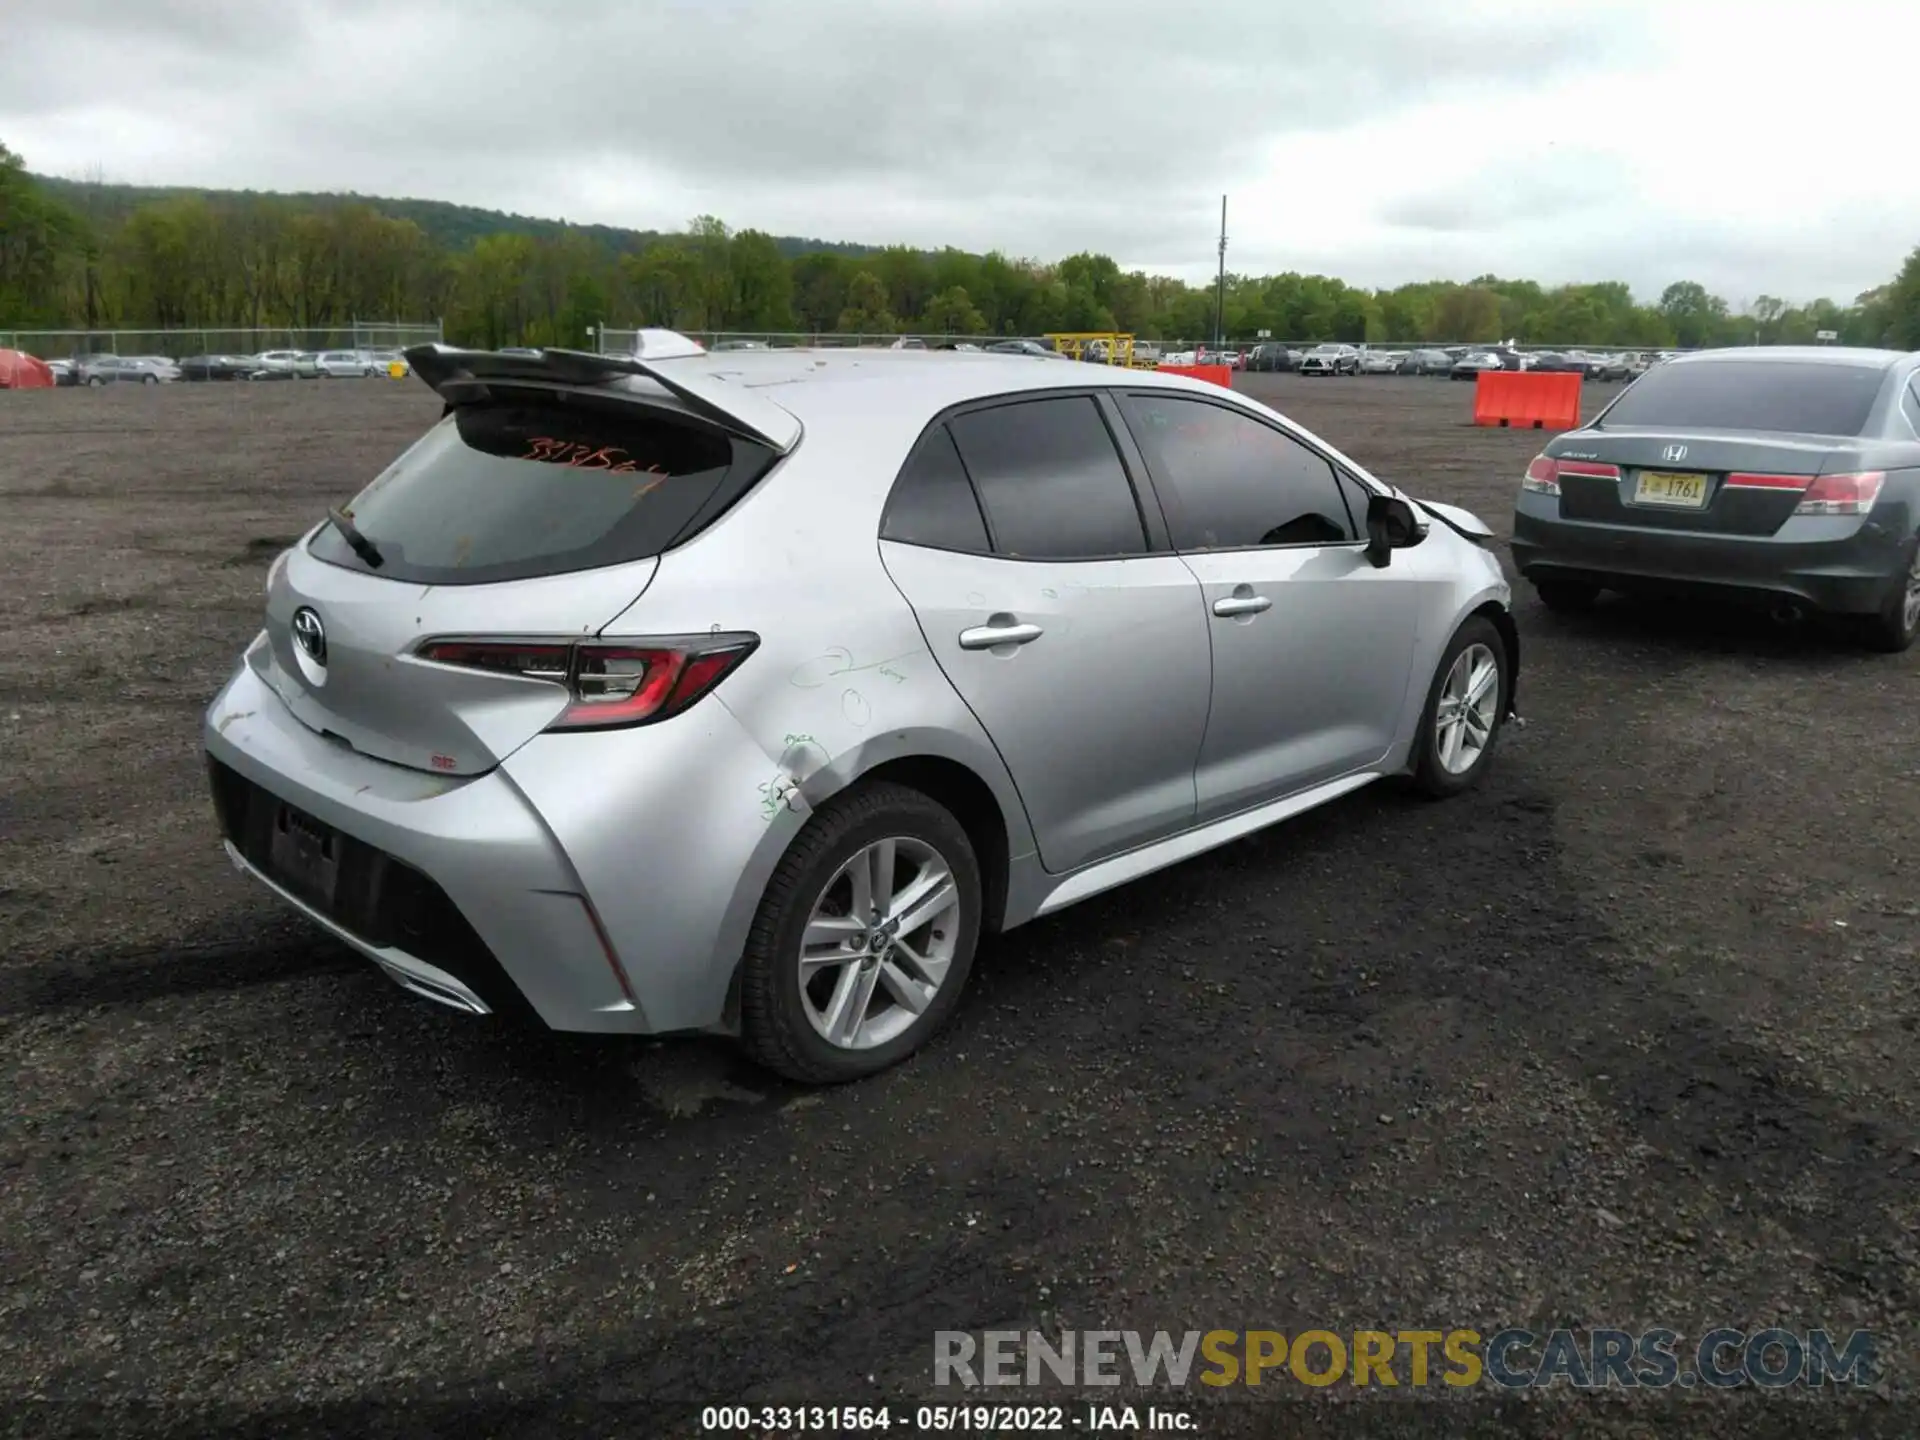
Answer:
204;660;640;1032
499;697;811;1037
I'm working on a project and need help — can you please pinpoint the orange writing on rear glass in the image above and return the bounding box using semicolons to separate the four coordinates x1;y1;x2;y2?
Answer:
521;436;669;482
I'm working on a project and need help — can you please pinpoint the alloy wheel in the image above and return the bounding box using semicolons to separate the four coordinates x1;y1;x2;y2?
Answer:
798;836;960;1051
1904;548;1920;636
1434;642;1500;775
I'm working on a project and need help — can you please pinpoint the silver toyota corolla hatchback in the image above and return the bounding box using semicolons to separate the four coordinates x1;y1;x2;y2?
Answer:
204;342;1518;1081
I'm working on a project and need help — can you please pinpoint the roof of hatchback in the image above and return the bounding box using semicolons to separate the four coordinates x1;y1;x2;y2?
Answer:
1667;345;1910;369
648;346;1204;418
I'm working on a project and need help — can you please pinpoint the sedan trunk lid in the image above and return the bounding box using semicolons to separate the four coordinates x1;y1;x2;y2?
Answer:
1547;431;1858;536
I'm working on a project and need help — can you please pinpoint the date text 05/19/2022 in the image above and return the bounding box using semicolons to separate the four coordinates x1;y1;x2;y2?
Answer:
699;1403;1195;1432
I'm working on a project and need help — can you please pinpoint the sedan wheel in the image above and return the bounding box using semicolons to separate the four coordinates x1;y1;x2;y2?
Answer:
742;781;981;1083
1412;616;1509;798
142;374;157;386
1864;538;1920;654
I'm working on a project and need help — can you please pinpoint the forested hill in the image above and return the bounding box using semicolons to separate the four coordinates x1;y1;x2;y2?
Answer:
28;174;879;261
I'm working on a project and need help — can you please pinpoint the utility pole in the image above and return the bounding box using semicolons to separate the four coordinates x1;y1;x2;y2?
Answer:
1214;195;1228;350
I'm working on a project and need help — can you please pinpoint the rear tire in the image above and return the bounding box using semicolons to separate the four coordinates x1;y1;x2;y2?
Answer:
1411;616;1510;799
1534;579;1600;613
740;781;982;1084
1862;536;1920;654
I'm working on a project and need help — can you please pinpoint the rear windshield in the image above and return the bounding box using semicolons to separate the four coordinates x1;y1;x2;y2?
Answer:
1598;360;1887;436
307;396;772;584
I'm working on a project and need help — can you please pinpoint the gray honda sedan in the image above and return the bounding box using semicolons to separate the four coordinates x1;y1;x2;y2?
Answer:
205;341;1517;1081
1511;347;1920;651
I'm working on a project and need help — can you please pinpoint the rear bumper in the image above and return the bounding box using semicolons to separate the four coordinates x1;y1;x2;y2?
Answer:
1511;496;1904;614
204;637;801;1036
205;651;646;1032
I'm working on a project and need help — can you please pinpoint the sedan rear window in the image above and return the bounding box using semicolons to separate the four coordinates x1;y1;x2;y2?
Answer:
1598;360;1887;436
307;397;773;584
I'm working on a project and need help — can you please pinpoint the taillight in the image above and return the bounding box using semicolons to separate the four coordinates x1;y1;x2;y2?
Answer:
1793;471;1885;516
416;633;757;730
1522;455;1620;495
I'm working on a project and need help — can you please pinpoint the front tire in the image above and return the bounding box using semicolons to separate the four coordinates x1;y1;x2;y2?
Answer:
740;781;982;1084
1862;537;1920;654
1411;616;1510;799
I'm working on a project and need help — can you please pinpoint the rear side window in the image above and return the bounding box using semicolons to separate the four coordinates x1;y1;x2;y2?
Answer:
947;396;1147;559
880;426;990;553
1598;360;1886;436
307;397;771;584
1118;394;1355;550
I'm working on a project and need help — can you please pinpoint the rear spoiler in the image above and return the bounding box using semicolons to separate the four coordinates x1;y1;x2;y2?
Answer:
402;344;802;454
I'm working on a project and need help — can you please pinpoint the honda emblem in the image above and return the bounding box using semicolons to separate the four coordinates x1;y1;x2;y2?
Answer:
1661;444;1688;463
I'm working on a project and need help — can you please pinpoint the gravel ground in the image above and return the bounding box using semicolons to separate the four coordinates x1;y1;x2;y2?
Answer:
2;372;1917;1438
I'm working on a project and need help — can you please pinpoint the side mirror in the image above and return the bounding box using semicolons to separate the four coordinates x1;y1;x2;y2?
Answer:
1365;494;1427;569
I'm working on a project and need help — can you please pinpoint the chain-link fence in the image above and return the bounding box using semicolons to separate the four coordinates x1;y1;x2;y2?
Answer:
0;321;444;362
593;329;1669;361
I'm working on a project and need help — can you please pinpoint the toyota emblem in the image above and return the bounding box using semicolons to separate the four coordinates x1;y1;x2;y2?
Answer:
291;607;327;666
1661;444;1688;463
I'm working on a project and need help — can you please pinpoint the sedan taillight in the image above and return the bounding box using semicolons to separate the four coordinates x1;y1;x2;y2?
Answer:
416;633;758;731
1521;455;1620;496
1793;471;1885;516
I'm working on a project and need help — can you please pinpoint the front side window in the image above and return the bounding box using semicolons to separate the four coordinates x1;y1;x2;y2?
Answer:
1119;395;1355;551
946;396;1148;559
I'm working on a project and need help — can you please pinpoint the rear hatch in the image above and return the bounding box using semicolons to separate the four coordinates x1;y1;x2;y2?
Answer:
1549;356;1889;536
263;375;785;775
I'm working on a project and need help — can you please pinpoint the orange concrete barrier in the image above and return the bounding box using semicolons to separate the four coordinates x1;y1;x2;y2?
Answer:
1473;370;1582;430
1156;364;1233;389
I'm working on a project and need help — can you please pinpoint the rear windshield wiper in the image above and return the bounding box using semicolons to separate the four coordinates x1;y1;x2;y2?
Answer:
326;507;385;568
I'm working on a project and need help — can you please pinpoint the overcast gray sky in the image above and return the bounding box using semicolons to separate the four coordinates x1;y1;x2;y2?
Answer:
2;0;1913;304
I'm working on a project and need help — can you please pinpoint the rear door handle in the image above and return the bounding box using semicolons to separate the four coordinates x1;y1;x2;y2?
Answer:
1212;594;1272;617
958;621;1043;650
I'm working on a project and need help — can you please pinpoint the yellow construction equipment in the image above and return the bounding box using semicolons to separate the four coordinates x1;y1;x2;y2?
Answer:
1043;331;1156;368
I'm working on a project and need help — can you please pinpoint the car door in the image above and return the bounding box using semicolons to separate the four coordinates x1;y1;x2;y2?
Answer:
878;393;1213;874
1115;391;1438;823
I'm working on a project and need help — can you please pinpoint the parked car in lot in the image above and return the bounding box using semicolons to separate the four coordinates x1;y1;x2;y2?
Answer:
178;354;273;382
1512;346;1920;651
44;358;77;386
1397;349;1453;376
986;339;1067;359
1526;352;1583;374
1243;343;1295;373
1359;350;1404;375
1299;343;1360;376
256;350;320;378
1449;351;1506;380
204;339;1518;1081
74;353;154;386
309;350;377;378
359;347;412;375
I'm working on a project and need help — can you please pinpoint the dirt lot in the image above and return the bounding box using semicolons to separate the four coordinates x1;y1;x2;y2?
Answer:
2;373;1917;1438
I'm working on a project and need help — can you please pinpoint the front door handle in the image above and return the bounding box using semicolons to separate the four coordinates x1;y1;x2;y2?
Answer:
1212;594;1272;617
958;620;1043;650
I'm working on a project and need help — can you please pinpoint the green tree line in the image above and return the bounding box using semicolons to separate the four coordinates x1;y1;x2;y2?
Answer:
5;141;1918;350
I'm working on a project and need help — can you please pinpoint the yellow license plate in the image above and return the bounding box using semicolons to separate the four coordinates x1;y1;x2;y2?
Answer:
1633;470;1708;507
